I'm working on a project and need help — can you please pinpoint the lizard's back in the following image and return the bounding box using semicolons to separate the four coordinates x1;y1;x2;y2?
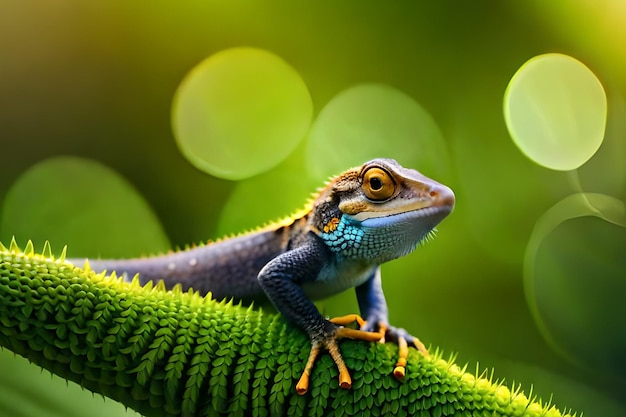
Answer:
78;223;300;302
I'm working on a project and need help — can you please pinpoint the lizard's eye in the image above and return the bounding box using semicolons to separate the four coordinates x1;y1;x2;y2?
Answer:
362;167;396;201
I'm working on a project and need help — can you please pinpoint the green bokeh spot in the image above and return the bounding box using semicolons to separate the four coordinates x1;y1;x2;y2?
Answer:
504;53;607;171
525;193;626;376
215;145;318;237
306;83;451;181
172;47;313;180
0;156;170;258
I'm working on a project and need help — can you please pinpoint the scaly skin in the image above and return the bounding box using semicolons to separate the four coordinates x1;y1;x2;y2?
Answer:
0;240;575;417
74;159;456;394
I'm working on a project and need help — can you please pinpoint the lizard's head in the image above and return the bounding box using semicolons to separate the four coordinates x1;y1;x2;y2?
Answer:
334;158;454;221
314;158;455;262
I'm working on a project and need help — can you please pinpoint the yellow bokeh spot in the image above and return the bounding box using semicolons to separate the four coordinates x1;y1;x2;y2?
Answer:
306;83;450;181
504;53;607;171
172;47;313;180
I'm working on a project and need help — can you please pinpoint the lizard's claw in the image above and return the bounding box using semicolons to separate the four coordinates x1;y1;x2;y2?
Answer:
296;315;383;395
362;321;429;381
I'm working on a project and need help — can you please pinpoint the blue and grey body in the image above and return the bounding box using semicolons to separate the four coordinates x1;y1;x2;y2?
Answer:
77;158;455;394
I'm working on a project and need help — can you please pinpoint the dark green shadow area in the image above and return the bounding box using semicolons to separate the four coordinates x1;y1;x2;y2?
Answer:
525;193;626;377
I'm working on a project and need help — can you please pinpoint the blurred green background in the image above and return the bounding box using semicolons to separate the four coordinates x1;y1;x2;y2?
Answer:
1;1;625;416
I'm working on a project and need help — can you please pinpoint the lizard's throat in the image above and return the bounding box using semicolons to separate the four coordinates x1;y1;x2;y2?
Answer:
320;206;452;263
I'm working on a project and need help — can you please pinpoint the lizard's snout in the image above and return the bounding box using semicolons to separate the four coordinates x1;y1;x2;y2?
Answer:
429;183;455;211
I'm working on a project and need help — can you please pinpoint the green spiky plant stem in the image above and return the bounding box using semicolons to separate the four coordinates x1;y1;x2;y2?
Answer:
0;239;574;417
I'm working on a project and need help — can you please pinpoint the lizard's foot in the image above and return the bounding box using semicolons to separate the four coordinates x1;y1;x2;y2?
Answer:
362;321;429;380
295;315;383;395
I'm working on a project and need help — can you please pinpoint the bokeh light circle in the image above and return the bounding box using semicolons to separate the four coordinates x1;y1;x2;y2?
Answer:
504;53;607;171
0;156;170;258
172;47;313;180
524;193;626;375
306;83;451;181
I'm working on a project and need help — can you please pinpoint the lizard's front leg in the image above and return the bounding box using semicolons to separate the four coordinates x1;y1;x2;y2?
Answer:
356;267;429;379
257;237;382;395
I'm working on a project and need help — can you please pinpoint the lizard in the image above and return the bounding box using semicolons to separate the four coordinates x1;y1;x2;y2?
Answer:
75;158;455;395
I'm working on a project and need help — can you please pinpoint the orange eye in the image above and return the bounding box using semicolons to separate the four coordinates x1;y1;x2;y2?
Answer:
362;167;396;201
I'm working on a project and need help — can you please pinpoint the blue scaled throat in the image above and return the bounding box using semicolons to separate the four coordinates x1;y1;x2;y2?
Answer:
73;158;455;395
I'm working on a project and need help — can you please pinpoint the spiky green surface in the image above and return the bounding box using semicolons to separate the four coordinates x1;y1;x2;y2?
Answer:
0;240;574;417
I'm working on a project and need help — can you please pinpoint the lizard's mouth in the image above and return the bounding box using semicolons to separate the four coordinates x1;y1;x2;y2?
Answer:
357;203;453;229
417;204;454;220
